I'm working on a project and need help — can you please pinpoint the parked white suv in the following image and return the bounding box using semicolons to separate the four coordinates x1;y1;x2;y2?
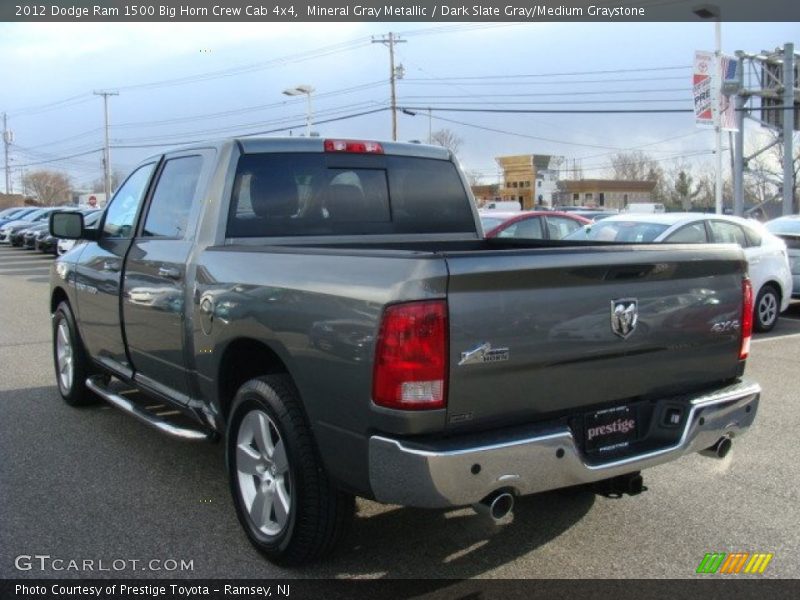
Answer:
565;212;793;332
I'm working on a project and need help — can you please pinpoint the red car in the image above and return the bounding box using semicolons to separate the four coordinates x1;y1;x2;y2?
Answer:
480;211;591;240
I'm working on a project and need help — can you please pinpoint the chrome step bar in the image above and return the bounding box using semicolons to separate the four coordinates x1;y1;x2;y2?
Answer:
86;376;211;441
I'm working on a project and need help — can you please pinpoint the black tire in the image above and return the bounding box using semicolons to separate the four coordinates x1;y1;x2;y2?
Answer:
52;301;100;406
226;375;354;565
754;284;780;333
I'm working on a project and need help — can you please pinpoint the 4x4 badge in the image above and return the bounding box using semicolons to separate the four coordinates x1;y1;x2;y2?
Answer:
611;299;638;338
458;342;510;366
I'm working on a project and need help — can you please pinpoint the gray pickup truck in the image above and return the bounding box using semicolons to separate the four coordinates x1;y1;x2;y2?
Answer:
49;137;760;565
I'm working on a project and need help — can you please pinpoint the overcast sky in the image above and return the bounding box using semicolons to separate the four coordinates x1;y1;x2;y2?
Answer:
1;20;797;191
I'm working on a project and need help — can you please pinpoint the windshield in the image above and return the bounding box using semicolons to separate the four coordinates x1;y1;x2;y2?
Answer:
564;220;671;242
766;219;800;236
20;209;48;221
6;208;35;220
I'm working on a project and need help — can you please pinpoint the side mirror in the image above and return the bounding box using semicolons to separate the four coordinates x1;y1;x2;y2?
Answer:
50;212;96;240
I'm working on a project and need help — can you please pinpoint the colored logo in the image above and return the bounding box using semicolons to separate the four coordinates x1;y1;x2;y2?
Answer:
696;552;773;574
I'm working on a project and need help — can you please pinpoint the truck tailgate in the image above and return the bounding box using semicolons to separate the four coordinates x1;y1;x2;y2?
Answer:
444;245;746;430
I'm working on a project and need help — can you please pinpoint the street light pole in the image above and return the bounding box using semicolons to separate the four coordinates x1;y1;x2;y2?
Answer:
282;85;315;137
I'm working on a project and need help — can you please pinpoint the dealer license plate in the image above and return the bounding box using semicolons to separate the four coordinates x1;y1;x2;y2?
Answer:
584;405;637;453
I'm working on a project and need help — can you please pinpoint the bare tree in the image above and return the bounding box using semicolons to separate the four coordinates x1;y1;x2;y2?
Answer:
430;128;463;157
607;150;666;201
91;170;124;194
22;170;73;206
464;169;484;187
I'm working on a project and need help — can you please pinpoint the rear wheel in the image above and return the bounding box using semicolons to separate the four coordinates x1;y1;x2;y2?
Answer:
52;301;100;406
226;375;354;565
754;284;780;333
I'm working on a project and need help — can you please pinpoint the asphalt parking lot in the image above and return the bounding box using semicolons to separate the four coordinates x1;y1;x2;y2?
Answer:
0;244;798;580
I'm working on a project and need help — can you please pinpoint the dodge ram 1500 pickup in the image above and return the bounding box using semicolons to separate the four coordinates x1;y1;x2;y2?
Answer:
49;137;761;565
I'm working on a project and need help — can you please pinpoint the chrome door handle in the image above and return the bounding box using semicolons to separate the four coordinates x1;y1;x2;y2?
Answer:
102;261;120;272
158;266;181;280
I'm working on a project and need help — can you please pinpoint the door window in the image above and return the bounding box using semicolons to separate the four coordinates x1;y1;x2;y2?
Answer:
664;222;708;243
546;216;583;239
103;164;156;238
497;217;543;239
143;156;204;238
708;221;748;247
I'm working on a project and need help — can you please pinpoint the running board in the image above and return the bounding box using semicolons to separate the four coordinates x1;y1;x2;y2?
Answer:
86;376;211;441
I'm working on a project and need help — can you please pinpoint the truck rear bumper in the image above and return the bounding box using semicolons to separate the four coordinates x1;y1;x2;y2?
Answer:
368;380;760;508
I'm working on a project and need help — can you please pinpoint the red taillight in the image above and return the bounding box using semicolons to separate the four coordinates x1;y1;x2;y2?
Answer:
324;139;384;154
372;300;448;410
740;278;753;360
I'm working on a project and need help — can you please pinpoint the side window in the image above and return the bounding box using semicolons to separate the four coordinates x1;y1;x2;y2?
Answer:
664;222;708;243
547;216;583;239
143;156;203;238
497;217;543;239
744;225;762;247
103;164;156;238
709;221;748;247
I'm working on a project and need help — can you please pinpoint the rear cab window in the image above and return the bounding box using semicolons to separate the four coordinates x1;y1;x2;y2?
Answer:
226;153;475;237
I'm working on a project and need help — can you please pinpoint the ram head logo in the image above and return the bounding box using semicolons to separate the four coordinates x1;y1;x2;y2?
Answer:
611;299;638;339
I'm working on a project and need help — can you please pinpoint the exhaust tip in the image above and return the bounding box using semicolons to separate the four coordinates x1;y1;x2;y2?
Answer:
716;436;732;459
701;435;733;459
489;493;514;520
473;491;515;522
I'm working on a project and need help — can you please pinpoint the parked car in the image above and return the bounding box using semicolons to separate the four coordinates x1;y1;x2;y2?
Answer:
565;212;793;332
49;137;759;565
0;207;60;245
22;222;50;249
765;215;800;298
570;209;619;222
0;207;38;230
479;210;590;239
481;200;522;212
0;206;28;221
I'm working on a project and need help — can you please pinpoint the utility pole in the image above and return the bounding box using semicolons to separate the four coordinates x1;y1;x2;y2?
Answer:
428;108;432;144
94;90;119;201
2;112;10;195
782;42;795;215
372;32;406;141
713;20;723;215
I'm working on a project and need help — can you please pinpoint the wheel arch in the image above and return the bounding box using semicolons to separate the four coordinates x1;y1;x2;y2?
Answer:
217;337;295;423
758;280;783;301
50;286;69;314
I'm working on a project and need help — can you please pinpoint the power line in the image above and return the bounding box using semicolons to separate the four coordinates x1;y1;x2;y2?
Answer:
110;106;391;149
12;148;102;169
402;65;692;82
403;75;687;86
112;100;386;144
401;88;690;99
417;113;626;151
402;106;695;114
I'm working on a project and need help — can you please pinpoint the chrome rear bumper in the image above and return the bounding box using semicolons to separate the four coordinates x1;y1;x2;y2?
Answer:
369;380;760;508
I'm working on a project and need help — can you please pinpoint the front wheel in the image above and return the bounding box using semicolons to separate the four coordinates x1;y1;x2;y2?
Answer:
52;301;100;406
226;375;354;565
754;285;780;333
